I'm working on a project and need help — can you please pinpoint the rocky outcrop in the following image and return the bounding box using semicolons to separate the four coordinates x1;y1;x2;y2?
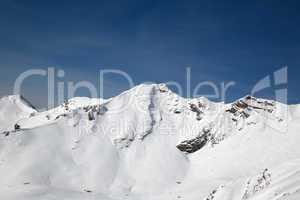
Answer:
176;135;208;153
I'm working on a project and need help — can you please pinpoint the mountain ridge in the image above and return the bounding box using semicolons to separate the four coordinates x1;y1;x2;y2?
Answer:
0;83;300;200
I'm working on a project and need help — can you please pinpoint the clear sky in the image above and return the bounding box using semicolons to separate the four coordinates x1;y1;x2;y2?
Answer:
0;0;299;108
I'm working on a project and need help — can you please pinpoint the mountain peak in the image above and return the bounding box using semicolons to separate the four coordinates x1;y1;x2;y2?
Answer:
0;85;299;200
0;94;36;111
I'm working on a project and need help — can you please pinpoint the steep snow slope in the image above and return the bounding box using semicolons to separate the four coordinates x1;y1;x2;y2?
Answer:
202;160;300;200
0;84;299;200
0;95;36;133
15;97;107;130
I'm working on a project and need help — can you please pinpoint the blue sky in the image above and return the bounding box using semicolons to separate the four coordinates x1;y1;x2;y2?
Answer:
0;0;299;108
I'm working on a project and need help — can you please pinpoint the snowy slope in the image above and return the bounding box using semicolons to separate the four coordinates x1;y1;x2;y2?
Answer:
0;83;299;200
0;95;36;133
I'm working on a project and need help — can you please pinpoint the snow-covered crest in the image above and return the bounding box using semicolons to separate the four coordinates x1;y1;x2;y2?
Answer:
0;84;299;200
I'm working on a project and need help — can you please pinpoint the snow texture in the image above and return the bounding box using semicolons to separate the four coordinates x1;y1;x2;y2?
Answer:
0;84;299;200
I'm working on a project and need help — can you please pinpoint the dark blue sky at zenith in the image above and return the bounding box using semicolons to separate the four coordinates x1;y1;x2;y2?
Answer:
0;0;300;108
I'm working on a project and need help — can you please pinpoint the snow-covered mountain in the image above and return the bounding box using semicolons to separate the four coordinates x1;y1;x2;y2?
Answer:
0;83;300;200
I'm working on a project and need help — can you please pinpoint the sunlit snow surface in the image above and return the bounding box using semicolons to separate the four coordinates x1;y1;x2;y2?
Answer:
0;84;300;200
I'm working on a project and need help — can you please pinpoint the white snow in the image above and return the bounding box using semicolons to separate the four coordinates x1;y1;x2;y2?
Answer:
0;95;36;132
0;83;299;200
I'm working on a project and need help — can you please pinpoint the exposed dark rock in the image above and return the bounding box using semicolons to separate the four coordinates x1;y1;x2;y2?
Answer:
226;107;237;114
2;131;10;136
97;105;108;115
190;103;204;121
88;111;95;121
190;104;201;114
235;100;248;109
242;168;271;199
63;100;70;111
240;111;250;118
177;126;216;153
245;95;252;100
158;84;168;93
14;124;21;130
83;105;108;118
176;134;208;153
196;114;202;121
205;189;217;200
198;102;205;108
174;108;181;114
226;97;276;125
54;114;67;120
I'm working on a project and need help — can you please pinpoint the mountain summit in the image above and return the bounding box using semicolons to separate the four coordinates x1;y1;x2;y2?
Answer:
0;84;300;200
